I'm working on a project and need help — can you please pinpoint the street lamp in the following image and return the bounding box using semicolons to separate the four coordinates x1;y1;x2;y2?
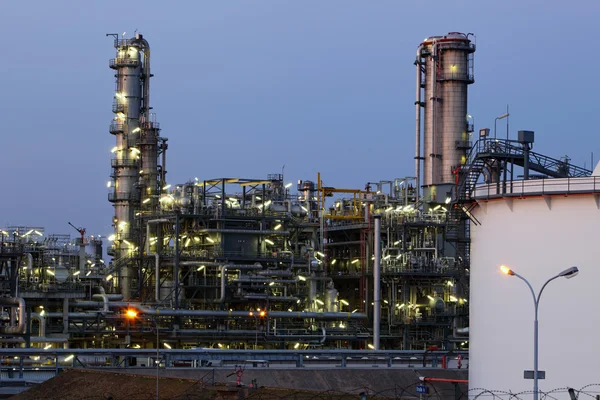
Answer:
494;113;509;140
126;309;160;400
500;265;579;400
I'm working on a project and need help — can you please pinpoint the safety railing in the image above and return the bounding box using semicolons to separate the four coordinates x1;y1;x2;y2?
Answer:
472;175;600;199
109;57;139;69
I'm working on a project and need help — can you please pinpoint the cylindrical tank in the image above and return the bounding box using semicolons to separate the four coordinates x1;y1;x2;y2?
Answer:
469;176;598;393
418;33;475;187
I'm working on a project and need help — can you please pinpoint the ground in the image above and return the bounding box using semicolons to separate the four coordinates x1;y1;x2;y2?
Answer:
9;369;372;400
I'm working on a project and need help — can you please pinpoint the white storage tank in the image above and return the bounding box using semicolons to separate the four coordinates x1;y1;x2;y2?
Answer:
469;174;600;393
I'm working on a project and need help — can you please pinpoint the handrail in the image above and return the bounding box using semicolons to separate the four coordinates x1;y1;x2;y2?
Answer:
473;175;600;199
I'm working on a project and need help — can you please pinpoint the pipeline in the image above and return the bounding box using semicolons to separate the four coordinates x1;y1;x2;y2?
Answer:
0;297;25;334
146;218;170;301
135;306;367;320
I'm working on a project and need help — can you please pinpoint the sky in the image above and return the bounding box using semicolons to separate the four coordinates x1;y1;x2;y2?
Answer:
0;0;598;240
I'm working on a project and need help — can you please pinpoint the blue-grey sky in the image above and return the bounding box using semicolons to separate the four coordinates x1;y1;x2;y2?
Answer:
1;1;597;239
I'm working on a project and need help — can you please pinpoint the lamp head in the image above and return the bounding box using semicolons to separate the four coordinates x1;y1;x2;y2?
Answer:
500;265;514;276
559;266;579;279
125;309;138;319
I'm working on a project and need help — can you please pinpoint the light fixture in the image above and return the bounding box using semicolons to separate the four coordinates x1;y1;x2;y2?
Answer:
285;183;293;188
294;343;300;349
46;270;55;276
351;259;359;264
340;299;349;306
367;344;375;350
163;184;171;190
163;343;171;349
64;355;74;362
106;274;113;281
44;344;52;350
73;271;80;276
331;259;337;265
297;275;306;281
197;266;205;271
264;239;274;245
274;224;282;230
206;237;215;243
126;309;137;318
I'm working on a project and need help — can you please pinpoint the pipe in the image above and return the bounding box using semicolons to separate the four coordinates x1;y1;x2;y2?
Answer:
30;312;46;337
146;218;170;301
0;337;68;343
198;229;290;236
233;276;296;284
218;265;226;303
415;45;423;201
242;295;299;301
373;215;381;350
26;253;33;270
255;269;292;277
136;307;367;320
92;294;109;312
0;297;25;334
453;318;469;337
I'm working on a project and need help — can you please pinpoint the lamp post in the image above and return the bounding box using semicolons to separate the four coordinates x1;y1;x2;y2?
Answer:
500;265;579;400
126;309;160;400
494;113;509;140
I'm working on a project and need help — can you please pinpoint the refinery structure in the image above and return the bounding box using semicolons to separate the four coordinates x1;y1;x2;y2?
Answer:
0;32;592;389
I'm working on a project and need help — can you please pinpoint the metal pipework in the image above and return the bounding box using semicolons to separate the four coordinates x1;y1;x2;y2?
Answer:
373;215;381;350
146;219;170;301
0;297;25;334
135;306;367;320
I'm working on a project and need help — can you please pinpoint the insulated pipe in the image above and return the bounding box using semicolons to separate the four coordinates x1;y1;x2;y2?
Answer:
30;312;46;337
373;215;381;350
218;265;227;303
146;218;170;301
26;253;33;270
91;294;109;312
453;317;469;337
0;297;25;334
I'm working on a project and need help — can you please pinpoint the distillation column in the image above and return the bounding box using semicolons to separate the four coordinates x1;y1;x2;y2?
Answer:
108;34;160;299
416;33;475;188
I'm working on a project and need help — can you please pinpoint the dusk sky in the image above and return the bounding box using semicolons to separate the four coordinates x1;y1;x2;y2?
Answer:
1;1;597;241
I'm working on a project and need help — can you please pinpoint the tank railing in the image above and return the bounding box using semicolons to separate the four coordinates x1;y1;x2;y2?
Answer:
109;122;127;134
473;175;600;199
110;158;138;167
109;58;140;68
436;71;475;82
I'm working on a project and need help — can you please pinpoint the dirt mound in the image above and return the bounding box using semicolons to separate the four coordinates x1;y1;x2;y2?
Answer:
9;369;215;400
9;369;366;400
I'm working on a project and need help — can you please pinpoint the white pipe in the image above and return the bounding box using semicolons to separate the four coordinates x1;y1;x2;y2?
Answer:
91;294;109;312
30;312;46;337
146;219;170;301
219;265;227;303
373;215;381;350
26;253;33;269
0;297;25;334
